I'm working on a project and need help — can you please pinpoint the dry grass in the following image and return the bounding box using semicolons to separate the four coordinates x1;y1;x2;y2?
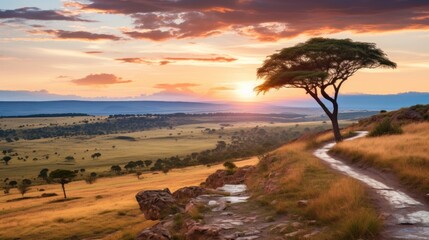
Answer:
247;141;380;239
0;158;257;240
332;122;429;193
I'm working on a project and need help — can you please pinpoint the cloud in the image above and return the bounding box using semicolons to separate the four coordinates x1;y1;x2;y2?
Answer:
71;74;132;86
115;55;237;65
82;0;429;41
28;29;121;41
154;83;200;93
0;7;90;22
115;57;155;64
84;51;103;54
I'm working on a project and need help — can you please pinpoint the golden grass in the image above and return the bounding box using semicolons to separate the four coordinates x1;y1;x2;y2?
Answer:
332;122;429;193
247;141;380;239
0;158;258;240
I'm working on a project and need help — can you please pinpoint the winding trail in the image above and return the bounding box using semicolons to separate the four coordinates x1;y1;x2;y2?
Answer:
314;131;429;239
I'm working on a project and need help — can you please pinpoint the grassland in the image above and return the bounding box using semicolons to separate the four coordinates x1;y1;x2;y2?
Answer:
247;136;381;240
0;116;105;130
0;158;257;240
0;120;338;179
332;122;429;194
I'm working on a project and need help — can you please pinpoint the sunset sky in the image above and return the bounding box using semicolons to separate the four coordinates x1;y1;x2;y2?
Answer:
1;0;429;102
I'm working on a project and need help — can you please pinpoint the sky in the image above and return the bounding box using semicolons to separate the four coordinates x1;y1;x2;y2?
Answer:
1;0;429;103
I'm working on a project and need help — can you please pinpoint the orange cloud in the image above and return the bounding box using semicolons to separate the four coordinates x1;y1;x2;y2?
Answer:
71;74;132;86
115;55;237;65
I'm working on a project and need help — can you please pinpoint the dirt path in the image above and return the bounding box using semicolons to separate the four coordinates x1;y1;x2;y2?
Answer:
314;131;429;239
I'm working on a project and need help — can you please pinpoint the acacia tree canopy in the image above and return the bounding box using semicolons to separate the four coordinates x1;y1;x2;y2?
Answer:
255;38;396;141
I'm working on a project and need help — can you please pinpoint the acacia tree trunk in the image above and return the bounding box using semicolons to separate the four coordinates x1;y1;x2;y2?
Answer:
307;91;343;142
330;115;342;142
61;183;67;199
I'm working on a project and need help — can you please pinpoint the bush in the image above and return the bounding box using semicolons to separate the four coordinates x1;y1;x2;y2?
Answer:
368;119;403;137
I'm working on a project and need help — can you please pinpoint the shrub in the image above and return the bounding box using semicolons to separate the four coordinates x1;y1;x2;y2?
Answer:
368;119;403;137
223;161;237;175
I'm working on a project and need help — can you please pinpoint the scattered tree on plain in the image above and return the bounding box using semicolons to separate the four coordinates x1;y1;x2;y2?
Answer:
38;168;49;182
91;152;101;160
49;169;76;199
255;38;396;142
2;156;12;165
85;172;97;184
110;165;122;175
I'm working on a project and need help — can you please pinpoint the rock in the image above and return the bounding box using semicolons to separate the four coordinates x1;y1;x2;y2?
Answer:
185;220;223;240
212;200;227;212
303;230;320;239
297;200;308;207
135;188;179;220
205;166;255;189
173;186;207;205
284;229;305;238
291;222;302;228
136;223;172;240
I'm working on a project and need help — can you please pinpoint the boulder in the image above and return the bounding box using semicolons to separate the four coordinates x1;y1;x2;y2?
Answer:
205;166;255;189
137;223;172;240
173;186;207;205
136;188;179;220
185;220;223;240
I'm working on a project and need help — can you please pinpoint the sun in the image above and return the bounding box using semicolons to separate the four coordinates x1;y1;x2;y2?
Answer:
235;82;257;101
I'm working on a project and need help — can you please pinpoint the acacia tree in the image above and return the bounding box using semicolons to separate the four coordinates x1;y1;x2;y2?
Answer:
2;156;11;165
255;38;396;142
49;169;76;199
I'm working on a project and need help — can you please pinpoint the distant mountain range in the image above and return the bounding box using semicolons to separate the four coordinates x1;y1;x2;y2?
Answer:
0;91;427;116
0;101;321;116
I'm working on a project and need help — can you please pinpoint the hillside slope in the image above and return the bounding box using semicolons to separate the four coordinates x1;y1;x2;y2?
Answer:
332;104;429;195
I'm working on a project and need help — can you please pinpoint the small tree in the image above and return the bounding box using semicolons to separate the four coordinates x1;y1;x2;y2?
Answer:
223;161;237;175
91;152;101;160
162;167;170;175
17;182;31;197
85;172;97;184
135;160;144;168
124;161;137;172
49;169;76;199
110;165;122;175
22;179;32;185
2;156;11;165
136;171;143;179
38;168;49;182
144;160;153;168
8;180;17;188
64;156;75;162
255;38;396;142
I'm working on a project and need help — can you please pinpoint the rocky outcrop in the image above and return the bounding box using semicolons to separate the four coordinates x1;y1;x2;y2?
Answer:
173;186;207;205
205;166;255;189
135;188;179;220
185;220;223;240
136;223;172;240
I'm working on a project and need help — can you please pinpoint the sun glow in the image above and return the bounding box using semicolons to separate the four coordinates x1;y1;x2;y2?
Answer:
235;82;257;101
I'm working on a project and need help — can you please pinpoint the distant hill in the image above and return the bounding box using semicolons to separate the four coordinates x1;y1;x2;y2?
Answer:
282;92;429;110
0;101;321;116
358;104;429;127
